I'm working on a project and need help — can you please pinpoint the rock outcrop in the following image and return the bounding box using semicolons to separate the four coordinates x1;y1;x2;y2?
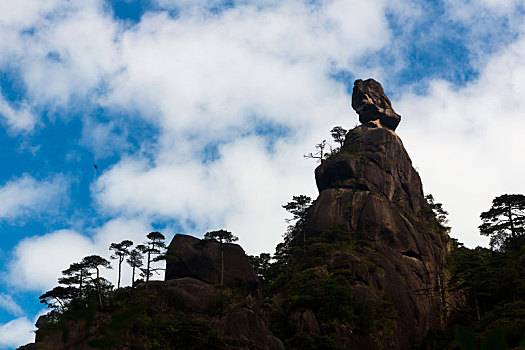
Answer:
305;78;448;349
26;235;282;350
165;234;260;297
352;78;401;131
162;234;281;349
160;234;282;349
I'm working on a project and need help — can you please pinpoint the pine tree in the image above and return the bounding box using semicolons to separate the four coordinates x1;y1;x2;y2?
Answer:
137;231;166;284
109;240;133;289
479;194;525;250
59;262;91;299
282;195;312;245
204;229;238;286
81;255;112;307
39;286;76;312
126;248;144;287
330;126;347;148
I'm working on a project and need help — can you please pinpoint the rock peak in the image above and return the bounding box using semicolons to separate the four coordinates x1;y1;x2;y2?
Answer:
352;78;401;131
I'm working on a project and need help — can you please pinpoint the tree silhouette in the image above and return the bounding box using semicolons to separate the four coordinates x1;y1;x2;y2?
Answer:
109;239;133;289
425;194;451;233
39;286;76;312
330;126;347;148
81;255;112;307
248;253;272;289
137;231;166;284
126;248;144;287
204;229;238;286
479;194;525;250
283;195;312;245
59;262;91;299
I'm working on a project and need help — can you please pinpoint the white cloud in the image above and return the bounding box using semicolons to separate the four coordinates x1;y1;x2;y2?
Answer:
80;117;130;159
4;0;524;259
0;1;121;108
94;136;322;254
0;93;37;133
396;31;525;248
0;294;23;317
444;0;523;19
0;174;68;222
0;0;392;257
0;316;35;350
0;0;62;28
86;0;391;254
6;229;94;291
6;218;155;292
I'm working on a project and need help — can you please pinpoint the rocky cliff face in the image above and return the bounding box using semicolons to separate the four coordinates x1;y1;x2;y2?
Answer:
304;79;449;349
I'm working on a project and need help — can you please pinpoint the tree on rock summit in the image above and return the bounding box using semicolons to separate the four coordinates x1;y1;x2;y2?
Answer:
204;229;238;286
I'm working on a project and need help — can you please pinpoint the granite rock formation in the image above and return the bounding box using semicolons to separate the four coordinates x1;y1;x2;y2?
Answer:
165;234;260;297
162;234;281;349
352;78;401;131
304;78;449;349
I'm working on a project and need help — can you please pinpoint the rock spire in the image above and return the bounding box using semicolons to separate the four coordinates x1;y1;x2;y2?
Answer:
303;79;448;348
352;78;401;131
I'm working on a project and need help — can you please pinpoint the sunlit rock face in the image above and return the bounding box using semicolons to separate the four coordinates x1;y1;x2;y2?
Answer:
352;78;401;131
306;79;449;349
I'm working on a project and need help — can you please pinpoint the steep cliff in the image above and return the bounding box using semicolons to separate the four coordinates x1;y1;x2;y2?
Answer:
298;78;449;348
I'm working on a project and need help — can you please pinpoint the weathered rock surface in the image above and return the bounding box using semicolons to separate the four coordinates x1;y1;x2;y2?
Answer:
304;79;448;349
159;236;281;350
161;235;282;349
288;308;320;333
147;277;217;313
352;78;401;131
166;234;260;297
216;309;284;350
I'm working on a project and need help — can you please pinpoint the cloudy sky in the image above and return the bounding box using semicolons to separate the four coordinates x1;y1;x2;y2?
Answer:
1;0;525;348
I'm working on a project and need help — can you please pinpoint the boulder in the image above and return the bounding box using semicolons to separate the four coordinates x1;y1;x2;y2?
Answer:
288;308;320;333
352;78;401;131
217;308;284;350
165;234;260;297
147;278;217;313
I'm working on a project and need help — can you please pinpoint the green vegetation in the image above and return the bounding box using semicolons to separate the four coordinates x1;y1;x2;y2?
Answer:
39;287;223;350
248;195;398;349
479;194;525;250
109;240;133;289
137;231;167;283
35;186;525;349
330;126;347;148
304;126;349;163
416;194;525;350
38;232;166;323
35;231;226;349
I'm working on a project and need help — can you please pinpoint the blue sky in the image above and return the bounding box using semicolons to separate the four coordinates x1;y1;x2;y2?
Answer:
1;0;525;348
